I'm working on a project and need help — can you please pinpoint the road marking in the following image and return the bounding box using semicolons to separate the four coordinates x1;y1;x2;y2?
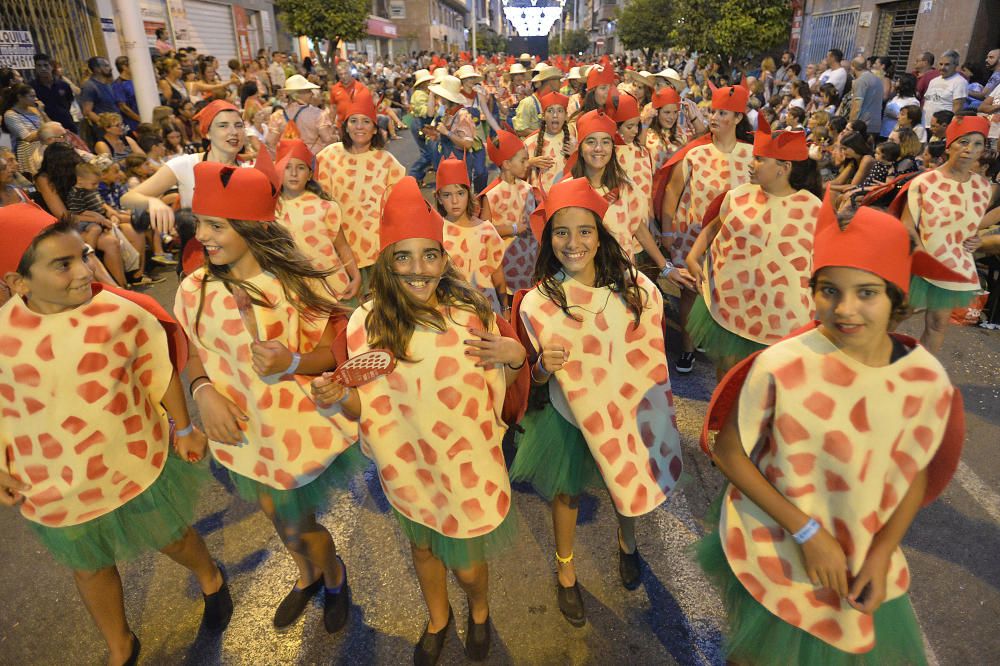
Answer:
954;459;1000;524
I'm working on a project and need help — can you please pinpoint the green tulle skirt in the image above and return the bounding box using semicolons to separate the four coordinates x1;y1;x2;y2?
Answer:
687;295;768;365
29;454;208;572
394;505;519;571
907;276;977;311
510;403;607;501
694;491;927;666
227;444;368;522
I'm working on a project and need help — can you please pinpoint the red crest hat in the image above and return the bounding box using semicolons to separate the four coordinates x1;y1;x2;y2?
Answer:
380;177;444;251
711;85;749;113
652;87;681;109
945;115;990;147
192;100;240;136
812;188;973;294
341;87;377;123
436;157;471;190
544;177;609;223
586;64;616;89
275;138;315;176
753;114;809;161
192;148;281;222
540;92;570;111
609;92;640;124
576;110;617;144
0;203;57;276
485;130;525;167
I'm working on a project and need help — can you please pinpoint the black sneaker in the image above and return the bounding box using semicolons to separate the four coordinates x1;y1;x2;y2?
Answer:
464;612;491;661
273;575;323;629
413;607;452;666
123;632;141;666
618;533;641;591
323;557;350;634
203;563;233;631
675;351;696;374
556;580;586;627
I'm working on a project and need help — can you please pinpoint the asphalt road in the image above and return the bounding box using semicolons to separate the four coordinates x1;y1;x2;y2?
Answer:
1;132;998;665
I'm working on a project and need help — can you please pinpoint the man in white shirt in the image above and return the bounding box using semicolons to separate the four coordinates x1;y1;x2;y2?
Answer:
268;52;287;90
922;50;968;127
816;49;847;96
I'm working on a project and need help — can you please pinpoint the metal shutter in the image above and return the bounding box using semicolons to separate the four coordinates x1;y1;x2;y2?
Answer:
176;0;238;77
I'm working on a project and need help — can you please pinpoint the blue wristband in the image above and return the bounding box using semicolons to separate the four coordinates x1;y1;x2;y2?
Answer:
175;424;194;438
285;352;302;375
793;518;820;545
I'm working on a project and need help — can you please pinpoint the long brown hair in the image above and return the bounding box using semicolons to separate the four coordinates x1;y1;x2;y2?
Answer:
365;244;493;361
570;142;632;192
192;218;345;342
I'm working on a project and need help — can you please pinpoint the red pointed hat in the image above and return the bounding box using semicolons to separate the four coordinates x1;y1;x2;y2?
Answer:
192;148;281;222
753;114;808;161
436;156;471;190
576;109;618;143
193;100;240;135
540;91;569;111
341;87;377;123
586;64;616;89
812;188;974;294
380;176;444;251
0;203;57;276
609;92;640;124
485;130;525;166
544;177;609;222
652;87;680;108
275;138;315;176
711;85;749;113
945;115;990;147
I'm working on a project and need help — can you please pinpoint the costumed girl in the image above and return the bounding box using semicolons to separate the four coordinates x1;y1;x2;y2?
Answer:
0;203;231;666
893;115;990;354
644;87;692;172
274;138;362;301
610;93;657;269
523;91;576;195
311;177;529;665
568;64;616;123
174;153;366;634
685;119;823;380
655;84;755;374
314;88;405;300
509;178;684;626
697;193;968;666
435;156;507;312
479;130;541;295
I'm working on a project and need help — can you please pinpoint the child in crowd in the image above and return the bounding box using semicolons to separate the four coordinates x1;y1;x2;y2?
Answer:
139;134;168;169
921;141;947;169
784;106;806;132
861;141;900;188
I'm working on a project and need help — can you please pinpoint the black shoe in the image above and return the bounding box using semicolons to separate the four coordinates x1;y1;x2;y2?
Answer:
556;580;586;627
464;612;491;661
618;535;642;591
323;557;350;634
273;575;323;629
123;632;141;666
675;351;696;374
203;563;233;631
413;607;453;666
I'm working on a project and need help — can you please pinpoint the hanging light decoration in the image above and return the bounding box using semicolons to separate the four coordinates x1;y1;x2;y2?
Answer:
503;0;563;37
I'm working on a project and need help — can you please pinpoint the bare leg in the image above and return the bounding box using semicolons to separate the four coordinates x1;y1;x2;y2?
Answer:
158;527;223;594
96;232;126;287
258;494;339;588
552;494;580;586
72;565;134;666
679;288;696;353
453;562;489;623
410;544;451;632
921;308;950;355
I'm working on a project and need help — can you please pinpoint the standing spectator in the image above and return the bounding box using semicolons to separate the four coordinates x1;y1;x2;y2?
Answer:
31;54;77;133
266;75;334;155
773;51;795;88
923;51;967;127
190;56;234;103
112;56;140;133
817;49;847;96
157;58;189;110
913;51;939;103
849;57;883;134
78;57;119;144
970;48;1000;102
881;73;920;139
268;51;287;91
979;76;1000;149
154;27;173;56
1;84;46;172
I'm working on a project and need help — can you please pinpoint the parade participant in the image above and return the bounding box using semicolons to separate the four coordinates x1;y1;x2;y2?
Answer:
563;66;585;116
406;69;437;185
644;87;693;171
610;93;656;261
569;65;616;122
697;192;967;666
435;156;507;312
523;91;575;195
655;85;755;374
427;75;479;179
685;119;822;379
514;65;562;138
174;152;365;633
314;88;405;300
455;65;499;192
0;203;232;666
510;177;684;626
275;139;361;301
479;130;540;294
894;115;990;354
266;75;335;156
311;177;528;664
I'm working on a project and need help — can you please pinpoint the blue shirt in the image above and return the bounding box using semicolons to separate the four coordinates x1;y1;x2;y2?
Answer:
79;77;119;116
32;78;77;132
112;78;139;131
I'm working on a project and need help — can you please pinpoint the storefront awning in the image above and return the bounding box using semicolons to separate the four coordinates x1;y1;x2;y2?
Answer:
367;16;397;39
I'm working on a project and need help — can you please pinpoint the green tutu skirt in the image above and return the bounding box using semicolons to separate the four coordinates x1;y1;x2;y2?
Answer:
907;276;976;311
687;295;767;365
695;491;927;666
227;444;368;522
29;454;208;572
394;506;519;571
510;403;606;501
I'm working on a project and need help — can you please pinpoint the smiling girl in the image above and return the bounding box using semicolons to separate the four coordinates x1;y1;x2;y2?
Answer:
644;87;692;171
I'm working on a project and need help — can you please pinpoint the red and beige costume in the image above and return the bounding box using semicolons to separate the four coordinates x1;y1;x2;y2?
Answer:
644;87;691;171
610;94;656;257
523;92;576;195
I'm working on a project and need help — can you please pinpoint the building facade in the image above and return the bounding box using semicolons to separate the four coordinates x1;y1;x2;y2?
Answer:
391;0;469;55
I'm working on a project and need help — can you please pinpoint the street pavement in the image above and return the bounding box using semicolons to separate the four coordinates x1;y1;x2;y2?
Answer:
1;132;999;665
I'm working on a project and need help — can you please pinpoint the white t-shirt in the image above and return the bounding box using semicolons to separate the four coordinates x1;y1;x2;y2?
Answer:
922;74;968;127
819;67;847;95
166;153;252;209
986;86;1000;140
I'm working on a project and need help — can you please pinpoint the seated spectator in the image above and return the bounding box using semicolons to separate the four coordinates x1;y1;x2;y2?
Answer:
2;83;45;172
94;112;143;161
139;134;167;168
929;110;954;142
882;72;920;138
808;126;836;181
893;105;927;143
161;123;186;158
921;140;947;168
0;151;32;205
818;83;840;114
177;100;202;146
101;156;175;267
785;106;806;132
890;128;923;174
828;114;848;137
829;131;875;203
961;60;988;111
807;109;830;133
861;141;900;188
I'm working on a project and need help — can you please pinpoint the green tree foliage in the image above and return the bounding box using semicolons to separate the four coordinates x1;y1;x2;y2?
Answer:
274;0;369;69
670;0;792;58
476;27;508;55
616;0;673;65
550;29;591;56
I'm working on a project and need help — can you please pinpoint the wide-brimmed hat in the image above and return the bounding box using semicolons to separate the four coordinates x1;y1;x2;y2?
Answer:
519;53;532;62
429;76;466;106
281;74;320;92
455;64;482;81
652;67;683;88
508;63;528;76
531;65;562;83
432;67;450;82
566;66;583;81
412;69;433;87
625;69;655;88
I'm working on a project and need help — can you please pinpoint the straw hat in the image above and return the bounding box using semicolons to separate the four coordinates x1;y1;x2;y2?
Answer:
455;64;482;81
533;61;548;73
566;66;583;81
652;67;683;88
519;53;532;62
432;67;450;82
531;65;562;83
412;69;433;87
281;74;320;92
429;76;467;105
508;63;528;76
625;69;655;88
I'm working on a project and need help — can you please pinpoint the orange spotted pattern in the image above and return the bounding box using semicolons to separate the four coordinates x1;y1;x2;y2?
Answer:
906;169;990;291
314;143;405;268
523;128;576;194
721;328;954;653
483;179;539;293
0;291;173;527
275;192;352;297
348;303;512;538
519;273;683;516
174;270;357;489
645;128;691;172
671;142;754;264
704;183;820;344
443;219;505;312
616;144;655;256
